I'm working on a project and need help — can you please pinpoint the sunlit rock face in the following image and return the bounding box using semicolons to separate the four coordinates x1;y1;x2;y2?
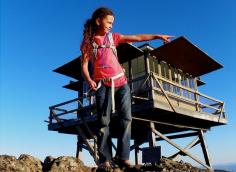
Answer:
0;154;227;172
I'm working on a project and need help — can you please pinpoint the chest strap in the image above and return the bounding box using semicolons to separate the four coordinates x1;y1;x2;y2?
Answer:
92;32;118;61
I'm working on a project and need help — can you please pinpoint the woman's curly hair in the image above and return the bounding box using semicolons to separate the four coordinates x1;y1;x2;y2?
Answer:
80;7;114;61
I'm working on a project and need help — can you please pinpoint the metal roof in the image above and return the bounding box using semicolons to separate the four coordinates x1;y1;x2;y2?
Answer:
150;36;223;77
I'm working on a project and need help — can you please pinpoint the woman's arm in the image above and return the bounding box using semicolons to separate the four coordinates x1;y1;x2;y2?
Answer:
119;34;175;44
81;54;97;91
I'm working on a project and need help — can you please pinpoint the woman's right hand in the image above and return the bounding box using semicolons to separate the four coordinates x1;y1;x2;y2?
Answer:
88;79;97;91
160;35;175;44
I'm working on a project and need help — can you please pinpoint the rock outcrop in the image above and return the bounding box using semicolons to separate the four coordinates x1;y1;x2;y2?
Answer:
0;154;228;172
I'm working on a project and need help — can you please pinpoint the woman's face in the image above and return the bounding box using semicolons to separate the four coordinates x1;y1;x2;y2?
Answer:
96;15;114;34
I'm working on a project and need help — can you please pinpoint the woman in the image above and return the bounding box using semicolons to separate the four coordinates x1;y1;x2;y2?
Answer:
80;7;174;169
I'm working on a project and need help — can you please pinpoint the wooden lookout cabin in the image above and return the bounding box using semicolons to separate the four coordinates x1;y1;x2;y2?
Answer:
47;36;227;170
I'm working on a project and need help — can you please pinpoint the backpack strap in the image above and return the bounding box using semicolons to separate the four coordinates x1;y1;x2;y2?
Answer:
107;32;118;58
91;32;118;59
92;41;98;60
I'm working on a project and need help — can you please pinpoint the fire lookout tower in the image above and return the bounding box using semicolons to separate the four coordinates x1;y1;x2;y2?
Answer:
47;37;227;170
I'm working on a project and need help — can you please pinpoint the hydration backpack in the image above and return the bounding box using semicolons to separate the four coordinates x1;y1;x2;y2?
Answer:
91;32;118;61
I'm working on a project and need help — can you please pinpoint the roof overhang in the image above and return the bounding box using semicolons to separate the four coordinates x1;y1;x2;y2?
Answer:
54;43;143;79
117;43;144;63
150;36;223;77
53;57;82;80
63;81;80;91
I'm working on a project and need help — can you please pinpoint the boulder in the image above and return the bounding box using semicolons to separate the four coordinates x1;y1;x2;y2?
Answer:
48;156;91;172
0;154;43;172
18;154;43;172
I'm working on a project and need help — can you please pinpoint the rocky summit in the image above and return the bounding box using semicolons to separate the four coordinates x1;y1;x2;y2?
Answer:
0;154;228;172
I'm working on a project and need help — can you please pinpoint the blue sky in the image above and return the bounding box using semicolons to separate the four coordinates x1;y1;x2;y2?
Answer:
1;0;235;167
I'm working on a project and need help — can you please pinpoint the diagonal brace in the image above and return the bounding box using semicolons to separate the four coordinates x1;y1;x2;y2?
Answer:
151;127;212;170
152;73;177;113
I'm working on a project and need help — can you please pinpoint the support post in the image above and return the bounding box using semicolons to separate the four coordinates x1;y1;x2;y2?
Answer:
149;122;156;147
194;78;200;112
134;140;141;165
199;130;212;169
76;136;83;159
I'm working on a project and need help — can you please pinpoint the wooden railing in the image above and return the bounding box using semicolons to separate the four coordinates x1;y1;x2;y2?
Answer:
48;73;226;124
151;73;225;118
48;95;96;124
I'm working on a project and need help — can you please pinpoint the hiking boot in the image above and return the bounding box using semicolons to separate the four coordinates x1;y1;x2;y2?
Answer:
112;157;133;169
